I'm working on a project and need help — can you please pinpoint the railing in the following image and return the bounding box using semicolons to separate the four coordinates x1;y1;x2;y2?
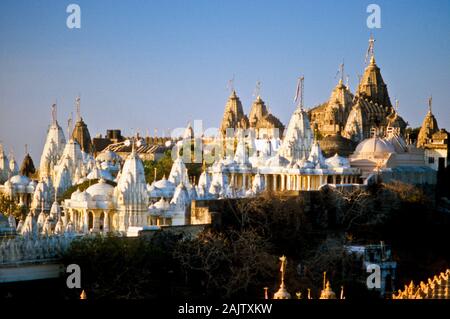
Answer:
0;234;79;266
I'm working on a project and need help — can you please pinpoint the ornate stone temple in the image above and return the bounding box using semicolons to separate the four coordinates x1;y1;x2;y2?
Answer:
309;38;407;145
62;137;150;235
39;104;66;178
392;269;450;299
219;90;249;137
248;95;284;139
71;97;94;155
416;97;449;170
0;144;9;184
0;157;37;210
309;78;354;137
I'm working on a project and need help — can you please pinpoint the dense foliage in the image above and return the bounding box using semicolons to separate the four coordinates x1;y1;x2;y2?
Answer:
60;182;450;300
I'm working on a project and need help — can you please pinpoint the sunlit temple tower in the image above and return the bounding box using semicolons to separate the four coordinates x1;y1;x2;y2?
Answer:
0;150;37;209
219;90;249;137
114;137;149;232
71;97;94;155
309;36;407;144
248;83;284;139
278;76;313;163
309;63;354;137
416;97;449;170
39;104;66;178
19;147;36;178
0;144;10;183
417;96;439;148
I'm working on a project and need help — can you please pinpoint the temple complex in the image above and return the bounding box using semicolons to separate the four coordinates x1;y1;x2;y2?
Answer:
392;269;450;299
416;97;449;170
0;36;443;238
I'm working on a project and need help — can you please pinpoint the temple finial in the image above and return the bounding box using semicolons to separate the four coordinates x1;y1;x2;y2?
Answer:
279;255;287;286
428;95;433;113
51;103;57;125
336;60;345;84
67;115;73;140
76;96;81;122
294;76;305;110
365;34;376;64
264;287;269;300
227;74;235;93
253;80;261;98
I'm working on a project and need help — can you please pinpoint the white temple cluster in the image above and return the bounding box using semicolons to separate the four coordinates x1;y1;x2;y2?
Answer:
0;37;443;241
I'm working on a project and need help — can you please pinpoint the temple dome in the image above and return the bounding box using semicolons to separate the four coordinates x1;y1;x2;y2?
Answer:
319;132;355;158
152;197;170;211
153;176;175;190
354;137;395;155
325;153;351;168
72;190;91;202
86;179;114;201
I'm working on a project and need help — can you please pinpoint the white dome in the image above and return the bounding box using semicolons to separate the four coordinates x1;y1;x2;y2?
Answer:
153;197;170;211
325;153;351;168
355;137;395;155
153;176;175;190
9;175;30;186
85;179;114;201
70;189;91;202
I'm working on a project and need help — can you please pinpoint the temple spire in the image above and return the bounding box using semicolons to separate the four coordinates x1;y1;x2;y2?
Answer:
280;255;287;286
76;96;81;122
227;74;235;93
67;115;73;141
336;60;345;84
51;103;57;125
294;76;305;110
428;95;433;113
253;80;261;98
365;34;376;64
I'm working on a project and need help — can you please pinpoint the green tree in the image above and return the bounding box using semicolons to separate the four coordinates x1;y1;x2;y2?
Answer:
0;193;22;219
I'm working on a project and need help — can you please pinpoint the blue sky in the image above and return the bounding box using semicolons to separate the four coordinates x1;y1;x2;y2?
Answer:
1;0;449;163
